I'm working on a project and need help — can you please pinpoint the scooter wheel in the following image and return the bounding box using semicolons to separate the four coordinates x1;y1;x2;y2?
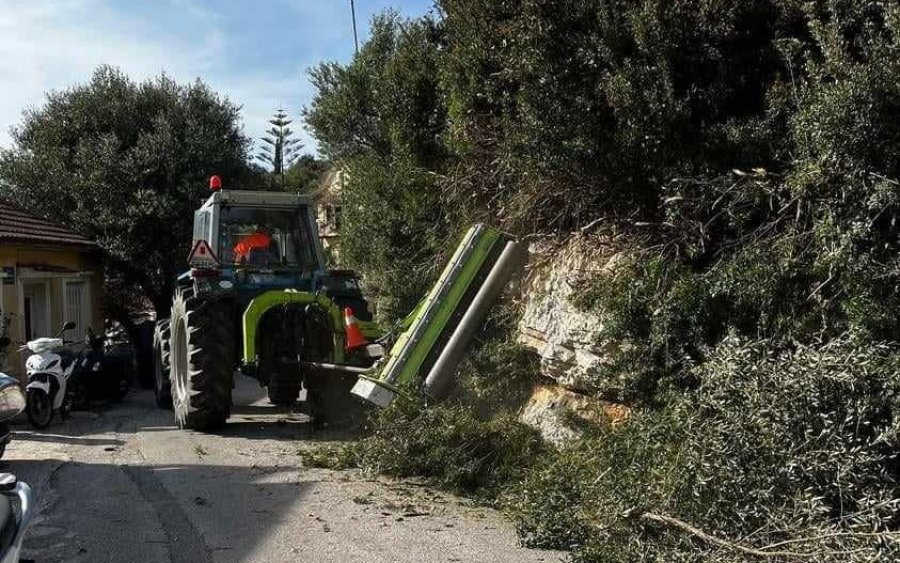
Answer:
26;389;54;429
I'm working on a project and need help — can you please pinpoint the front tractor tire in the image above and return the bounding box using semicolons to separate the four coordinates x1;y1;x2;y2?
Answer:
169;287;234;431
153;320;173;409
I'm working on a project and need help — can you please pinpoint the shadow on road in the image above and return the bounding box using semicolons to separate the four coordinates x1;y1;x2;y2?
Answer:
7;457;311;563
7;376;369;445
213;417;366;443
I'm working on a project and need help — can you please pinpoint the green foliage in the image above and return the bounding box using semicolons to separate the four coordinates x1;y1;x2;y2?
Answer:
305;312;543;494
512;336;900;562
309;396;544;498
576;169;900;400
306;2;900;560
305;13;451;322
439;0;798;229
307;13;446;167
0;66;253;314
339;155;448;321
283;155;328;193
307;0;900;327
255;108;301;176
453;308;542;415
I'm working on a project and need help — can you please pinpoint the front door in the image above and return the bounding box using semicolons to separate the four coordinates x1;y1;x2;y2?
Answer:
23;281;50;341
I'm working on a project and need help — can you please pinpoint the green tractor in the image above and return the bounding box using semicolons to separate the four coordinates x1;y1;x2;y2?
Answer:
152;176;379;430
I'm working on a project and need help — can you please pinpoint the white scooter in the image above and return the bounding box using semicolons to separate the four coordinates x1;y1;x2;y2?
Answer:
21;321;77;429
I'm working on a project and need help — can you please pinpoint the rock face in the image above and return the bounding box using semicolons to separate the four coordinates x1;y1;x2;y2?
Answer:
519;385;630;447
516;234;618;393
515;234;631;445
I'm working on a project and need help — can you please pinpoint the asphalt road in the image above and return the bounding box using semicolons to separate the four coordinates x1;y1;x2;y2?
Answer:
2;378;562;563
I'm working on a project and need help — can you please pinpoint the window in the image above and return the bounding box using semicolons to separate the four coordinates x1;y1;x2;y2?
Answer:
64;280;91;340
218;207;317;270
193;210;212;242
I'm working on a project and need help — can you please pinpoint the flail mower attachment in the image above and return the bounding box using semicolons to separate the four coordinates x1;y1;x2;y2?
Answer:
350;224;527;407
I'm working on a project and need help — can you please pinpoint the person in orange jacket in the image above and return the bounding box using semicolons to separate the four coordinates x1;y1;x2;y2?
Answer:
233;230;277;264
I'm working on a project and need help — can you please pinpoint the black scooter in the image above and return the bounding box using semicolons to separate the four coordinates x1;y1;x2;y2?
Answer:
65;328;129;412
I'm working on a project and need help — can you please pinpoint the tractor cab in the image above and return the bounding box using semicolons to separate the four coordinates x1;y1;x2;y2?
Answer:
190;187;325;293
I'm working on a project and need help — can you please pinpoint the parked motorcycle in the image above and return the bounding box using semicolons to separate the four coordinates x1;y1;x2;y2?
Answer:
22;322;128;428
0;374;25;460
0;473;34;563
74;328;129;404
22;321;77;429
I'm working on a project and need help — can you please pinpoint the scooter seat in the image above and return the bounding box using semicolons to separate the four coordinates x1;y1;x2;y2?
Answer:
25;338;62;354
0;494;17;554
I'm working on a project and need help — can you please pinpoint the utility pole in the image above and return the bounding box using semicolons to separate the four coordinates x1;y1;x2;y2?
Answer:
350;0;359;55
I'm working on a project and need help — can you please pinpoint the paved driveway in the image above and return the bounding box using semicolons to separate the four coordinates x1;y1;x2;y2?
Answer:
3;377;562;563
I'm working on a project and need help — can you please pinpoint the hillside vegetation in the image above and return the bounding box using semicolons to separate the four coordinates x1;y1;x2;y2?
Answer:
306;1;900;561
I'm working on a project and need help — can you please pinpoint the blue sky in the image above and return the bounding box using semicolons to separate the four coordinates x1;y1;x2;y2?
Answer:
0;0;435;157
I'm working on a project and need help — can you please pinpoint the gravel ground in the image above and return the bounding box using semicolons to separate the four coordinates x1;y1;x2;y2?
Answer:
2;376;563;563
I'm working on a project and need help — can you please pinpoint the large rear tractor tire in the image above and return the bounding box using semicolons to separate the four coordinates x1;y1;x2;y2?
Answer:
153;320;173;409
169;288;234;431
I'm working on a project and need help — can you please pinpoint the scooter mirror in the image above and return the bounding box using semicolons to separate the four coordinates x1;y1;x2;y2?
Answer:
57;321;76;337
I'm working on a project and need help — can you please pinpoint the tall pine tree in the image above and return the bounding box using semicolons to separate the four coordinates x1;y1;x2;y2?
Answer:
256;108;301;185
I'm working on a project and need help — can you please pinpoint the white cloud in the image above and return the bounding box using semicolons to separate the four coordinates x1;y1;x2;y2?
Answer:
0;0;320;155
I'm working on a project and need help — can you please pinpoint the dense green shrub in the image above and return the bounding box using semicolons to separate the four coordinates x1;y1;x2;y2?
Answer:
513;335;900;562
451;307;541;413
439;0;805;230
309;0;900;333
305;13;451;322
338;154;449;321
305;2;900;560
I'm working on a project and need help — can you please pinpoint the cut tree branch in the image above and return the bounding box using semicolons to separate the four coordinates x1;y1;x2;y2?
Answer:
640;512;817;559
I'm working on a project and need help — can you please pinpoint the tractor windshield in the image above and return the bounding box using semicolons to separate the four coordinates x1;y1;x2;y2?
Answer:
218;207;317;270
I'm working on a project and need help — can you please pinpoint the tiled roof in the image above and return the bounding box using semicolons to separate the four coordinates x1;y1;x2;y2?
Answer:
0;201;96;248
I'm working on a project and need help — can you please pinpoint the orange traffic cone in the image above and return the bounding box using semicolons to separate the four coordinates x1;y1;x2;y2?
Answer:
344;307;369;351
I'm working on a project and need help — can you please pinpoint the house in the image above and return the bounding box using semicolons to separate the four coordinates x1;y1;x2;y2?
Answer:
313;167;345;260
0;201;103;379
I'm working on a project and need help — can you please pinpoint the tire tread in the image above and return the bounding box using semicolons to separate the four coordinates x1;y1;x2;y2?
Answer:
169;288;234;430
